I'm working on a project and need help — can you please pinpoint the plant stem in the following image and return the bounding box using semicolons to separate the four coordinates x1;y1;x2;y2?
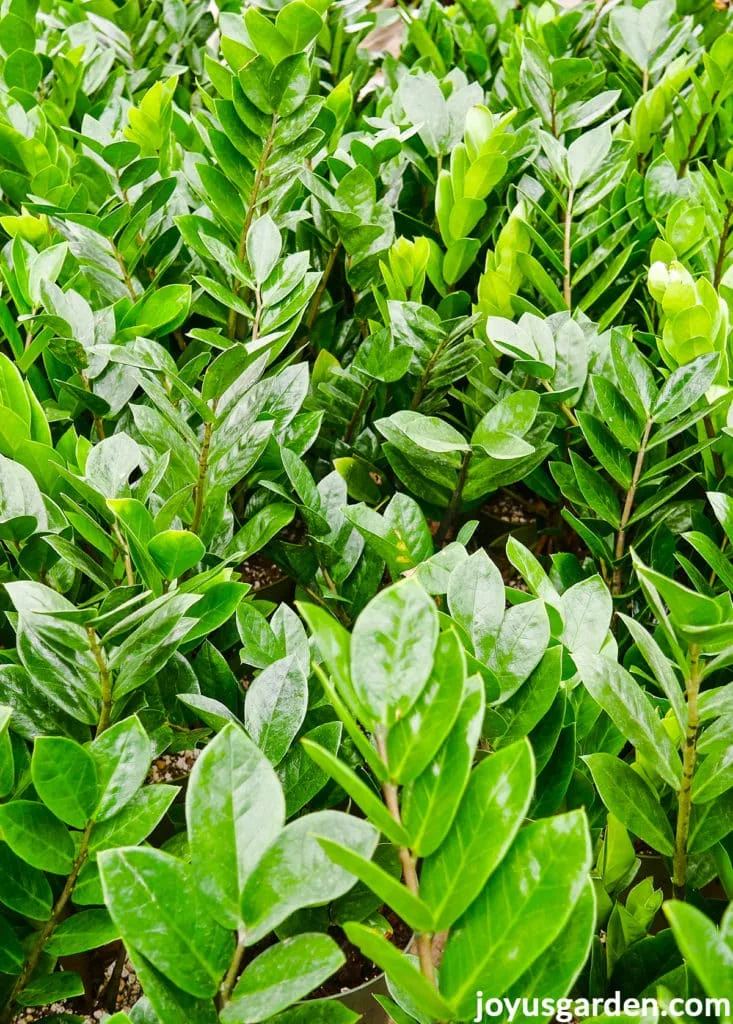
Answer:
228;117;278;340
375;733;436;987
677;95;719;179
613;418;652;595
112;522;135;587
306;243;341;330
713;202;733;290
672;644;701;900
703;414;725;482
435;450;472;547
218;930;247;1009
88;626;113;736
343;381;375;445
0;822;94;1024
563;188;575;309
191;420;213;536
410;334;448;412
541;380;579;427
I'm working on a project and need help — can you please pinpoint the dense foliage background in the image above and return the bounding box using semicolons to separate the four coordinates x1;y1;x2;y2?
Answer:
0;0;732;1020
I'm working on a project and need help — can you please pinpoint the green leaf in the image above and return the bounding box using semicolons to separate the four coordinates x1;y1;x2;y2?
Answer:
89;785;177;858
240;810;379;943
575;653;682;790
46;909;119;956
278;721;341;817
109;594;199;699
497;878;596;1024
343;923;455;1021
577;412;632;489
570;451;621;528
584;754;675;856
651;353;719;423
618;614;686;732
317;837;434;932
244;656;308;766
692;746;733;805
99;847;232;998
0;842;53;920
275;2;323;51
664;902;733;1013
300;740;409;846
350;578;439;728
488;599;550;703
0;801;74;874
148;530;205;579
31;736;98;829
0;913;24;975
385;629;466;784
187;723;285;929
222;934;343;1024
91;716;151;821
440;811;591;1017
447;549;504;660
19;971;85;1007
4;48;42;91
247;214;283;286
420;740;535;930
402;673;485;856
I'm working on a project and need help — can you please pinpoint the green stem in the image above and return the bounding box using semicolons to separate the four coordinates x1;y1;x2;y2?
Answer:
375;733;435;987
111;522;134;587
306;243;341;330
217;930;247;1009
0;822;94;1024
228;116;279;340
672;644;701;900
88;627;113;736
343;381;375;445
435;450;472;547
191;420;213;536
677;93;720;179
613;418;652;595
714;202;733;290
563;187;575;310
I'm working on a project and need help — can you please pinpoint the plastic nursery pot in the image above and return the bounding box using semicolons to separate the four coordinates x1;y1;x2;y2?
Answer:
327;971;390;1024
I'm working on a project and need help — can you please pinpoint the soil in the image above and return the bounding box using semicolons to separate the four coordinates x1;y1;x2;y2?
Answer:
312;911;413;997
11;911;411;1021
146;748;200;785
239;552;286;591
13;954;141;1023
